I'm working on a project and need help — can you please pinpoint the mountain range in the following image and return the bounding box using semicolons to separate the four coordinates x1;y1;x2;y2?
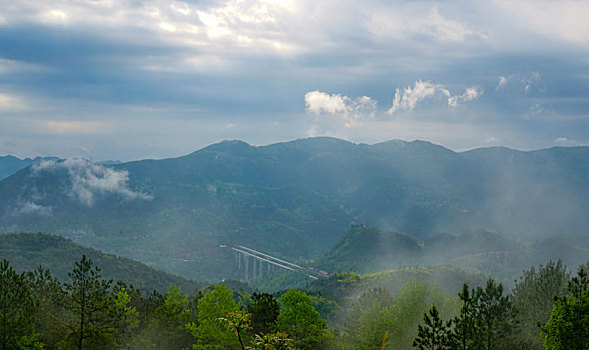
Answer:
1;137;589;281
0;155;59;181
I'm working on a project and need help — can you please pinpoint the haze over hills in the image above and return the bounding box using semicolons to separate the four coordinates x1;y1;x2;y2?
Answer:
317;225;589;285
1;137;589;281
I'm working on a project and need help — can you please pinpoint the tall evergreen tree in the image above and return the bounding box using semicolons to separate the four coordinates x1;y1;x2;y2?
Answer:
450;284;478;350
63;255;114;349
25;266;68;348
413;305;453;350
475;279;516;350
0;258;36;350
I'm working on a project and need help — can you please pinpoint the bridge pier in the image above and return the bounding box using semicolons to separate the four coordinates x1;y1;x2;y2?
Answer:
245;255;249;281
229;245;326;282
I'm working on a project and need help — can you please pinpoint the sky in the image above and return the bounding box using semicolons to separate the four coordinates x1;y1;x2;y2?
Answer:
1;0;589;161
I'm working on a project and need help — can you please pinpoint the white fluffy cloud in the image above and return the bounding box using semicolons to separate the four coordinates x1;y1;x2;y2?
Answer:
305;90;376;127
33;159;152;206
448;86;483;107
387;80;450;114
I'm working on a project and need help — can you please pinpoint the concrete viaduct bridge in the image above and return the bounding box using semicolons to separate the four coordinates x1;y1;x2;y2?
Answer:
222;244;330;281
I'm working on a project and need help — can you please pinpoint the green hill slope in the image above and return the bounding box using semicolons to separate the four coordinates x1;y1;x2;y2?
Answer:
318;225;589;285
0;232;204;293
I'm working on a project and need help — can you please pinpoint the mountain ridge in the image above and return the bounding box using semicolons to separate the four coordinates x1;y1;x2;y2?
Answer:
1;137;589;281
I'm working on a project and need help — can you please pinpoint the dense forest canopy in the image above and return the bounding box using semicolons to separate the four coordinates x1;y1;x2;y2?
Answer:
1;253;587;349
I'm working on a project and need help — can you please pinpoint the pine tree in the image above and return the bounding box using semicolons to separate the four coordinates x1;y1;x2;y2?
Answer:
474;279;516;350
63;255;114;349
450;283;478;350
413;305;453;350
0;258;36;350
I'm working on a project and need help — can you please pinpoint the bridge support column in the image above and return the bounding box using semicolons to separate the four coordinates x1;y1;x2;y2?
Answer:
245;255;249;281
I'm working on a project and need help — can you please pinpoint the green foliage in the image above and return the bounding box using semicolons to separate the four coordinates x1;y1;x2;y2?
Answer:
276;289;333;350
474;279;516;350
1;253;588;349
543;265;589;349
511;260;570;349
341;281;458;349
0;258;36;350
319;225;422;274
62;254;115;350
248;332;293;350
246;292;280;335
111;287;139;348
389;281;459;349
136;284;193;350
187;284;241;349
25;266;68;348
413;306;453;350
344;288;394;349
450;284;478;350
218;310;251;350
0;232;203;293
450;280;516;350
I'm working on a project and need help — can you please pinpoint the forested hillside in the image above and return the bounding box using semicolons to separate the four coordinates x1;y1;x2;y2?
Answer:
0;232;204;293
2;137;589;281
318;225;589;284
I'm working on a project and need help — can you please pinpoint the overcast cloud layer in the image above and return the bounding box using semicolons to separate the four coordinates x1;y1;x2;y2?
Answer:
1;0;589;160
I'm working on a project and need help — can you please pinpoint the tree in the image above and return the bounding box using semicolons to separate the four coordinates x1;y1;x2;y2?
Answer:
474;279;516;350
0;258;36;350
276;289;332;350
248;332;293;350
511;260;569;349
219;310;251;350
449;280;516;350
246;292;279;336
25;266;68;348
413;305;453;350
543;265;589;349
63;255;114;349
186;284;241;349
344;288;394;349
390;281;458;350
450;284;478;350
133;284;193;350
110;285;139;349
